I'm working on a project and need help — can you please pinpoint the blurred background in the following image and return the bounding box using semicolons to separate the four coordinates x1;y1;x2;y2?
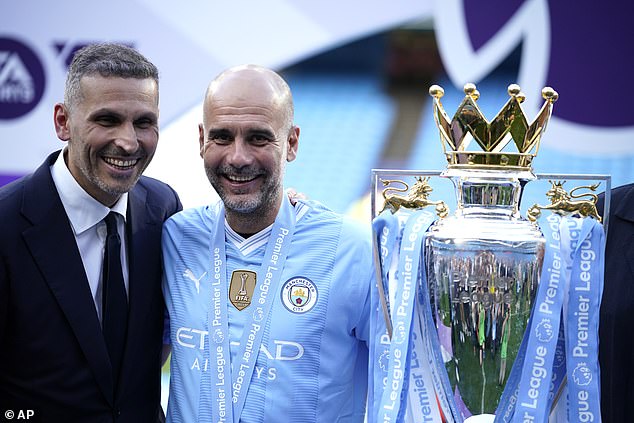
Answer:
2;0;633;409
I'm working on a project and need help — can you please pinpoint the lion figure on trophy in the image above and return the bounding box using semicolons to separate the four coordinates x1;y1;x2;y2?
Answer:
527;180;602;222
380;176;448;217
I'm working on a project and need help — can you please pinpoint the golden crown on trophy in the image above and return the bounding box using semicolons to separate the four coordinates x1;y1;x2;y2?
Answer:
428;83;558;171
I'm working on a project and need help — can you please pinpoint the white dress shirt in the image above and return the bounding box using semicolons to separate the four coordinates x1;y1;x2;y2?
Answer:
50;150;129;322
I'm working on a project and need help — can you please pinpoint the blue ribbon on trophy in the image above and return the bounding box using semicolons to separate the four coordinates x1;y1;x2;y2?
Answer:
378;209;430;422
370;208;405;423
561;217;604;422
510;213;568;422
371;202;455;423
499;214;604;423
370;82;607;423
370;180;458;423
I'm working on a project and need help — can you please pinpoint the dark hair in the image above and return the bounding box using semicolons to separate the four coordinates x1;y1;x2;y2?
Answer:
64;43;159;109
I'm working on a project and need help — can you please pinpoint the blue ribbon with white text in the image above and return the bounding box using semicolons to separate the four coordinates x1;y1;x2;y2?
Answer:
500;213;604;423
561;217;603;423
207;199;297;423
378;209;436;423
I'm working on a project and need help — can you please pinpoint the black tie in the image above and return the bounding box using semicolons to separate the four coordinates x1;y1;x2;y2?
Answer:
102;212;128;386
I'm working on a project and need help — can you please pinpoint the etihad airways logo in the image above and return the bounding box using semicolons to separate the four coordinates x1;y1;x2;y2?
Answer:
175;327;304;361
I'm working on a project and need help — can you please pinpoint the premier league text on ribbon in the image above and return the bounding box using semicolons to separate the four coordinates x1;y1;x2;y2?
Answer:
516;213;564;422
211;246;229;420
382;211;432;422
232;226;290;403
571;238;597;423
570;222;595;361
564;217;602;423
537;214;562;319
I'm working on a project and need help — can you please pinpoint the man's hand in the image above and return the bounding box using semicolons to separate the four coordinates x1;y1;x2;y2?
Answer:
287;188;307;205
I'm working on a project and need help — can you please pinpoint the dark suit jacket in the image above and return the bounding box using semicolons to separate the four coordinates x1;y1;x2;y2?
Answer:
597;183;634;422
0;152;181;422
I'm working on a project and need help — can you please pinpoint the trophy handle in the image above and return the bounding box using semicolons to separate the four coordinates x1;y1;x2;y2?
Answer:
373;174;449;339
527;180;602;222
380;177;449;217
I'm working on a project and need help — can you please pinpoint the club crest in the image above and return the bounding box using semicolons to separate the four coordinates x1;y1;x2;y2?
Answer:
281;277;318;314
229;270;257;311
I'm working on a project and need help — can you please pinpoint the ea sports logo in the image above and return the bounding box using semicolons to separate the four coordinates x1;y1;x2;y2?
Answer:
0;37;46;120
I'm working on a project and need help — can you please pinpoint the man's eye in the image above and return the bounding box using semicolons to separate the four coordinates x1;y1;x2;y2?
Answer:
135;119;155;129
211;134;231;144
96;116;118;126
251;135;270;145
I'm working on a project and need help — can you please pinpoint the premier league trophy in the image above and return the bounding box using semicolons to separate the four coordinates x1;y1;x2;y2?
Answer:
370;83;606;423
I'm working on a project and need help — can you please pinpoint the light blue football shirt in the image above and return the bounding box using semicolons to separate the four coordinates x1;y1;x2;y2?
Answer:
163;198;374;423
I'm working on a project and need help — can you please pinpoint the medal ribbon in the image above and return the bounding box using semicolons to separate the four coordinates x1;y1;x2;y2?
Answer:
208;198;297;423
207;202;232;423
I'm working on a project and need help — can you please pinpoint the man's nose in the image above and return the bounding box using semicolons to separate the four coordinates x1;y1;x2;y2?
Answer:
226;139;254;166
112;122;139;153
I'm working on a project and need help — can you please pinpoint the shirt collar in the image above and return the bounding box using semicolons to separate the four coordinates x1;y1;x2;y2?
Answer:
50;149;128;235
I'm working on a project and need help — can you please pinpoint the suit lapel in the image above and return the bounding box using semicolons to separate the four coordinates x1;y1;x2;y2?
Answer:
20;155;114;404
612;186;634;281
118;182;163;397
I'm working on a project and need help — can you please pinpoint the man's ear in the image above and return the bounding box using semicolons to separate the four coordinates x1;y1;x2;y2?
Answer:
54;103;71;141
286;125;300;162
198;123;205;157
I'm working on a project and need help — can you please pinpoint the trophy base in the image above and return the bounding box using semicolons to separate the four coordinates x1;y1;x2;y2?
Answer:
464;415;495;423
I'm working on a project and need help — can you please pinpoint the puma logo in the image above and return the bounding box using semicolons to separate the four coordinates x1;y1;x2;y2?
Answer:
183;269;206;294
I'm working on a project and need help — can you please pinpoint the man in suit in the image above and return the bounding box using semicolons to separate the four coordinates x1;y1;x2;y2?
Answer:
597;184;634;422
0;43;181;422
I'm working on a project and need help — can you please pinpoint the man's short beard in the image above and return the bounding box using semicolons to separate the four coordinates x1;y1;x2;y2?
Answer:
222;191;262;215
82;161;136;199
205;165;280;217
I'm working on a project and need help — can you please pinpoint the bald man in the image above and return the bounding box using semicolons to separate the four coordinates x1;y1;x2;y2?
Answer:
161;65;374;422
